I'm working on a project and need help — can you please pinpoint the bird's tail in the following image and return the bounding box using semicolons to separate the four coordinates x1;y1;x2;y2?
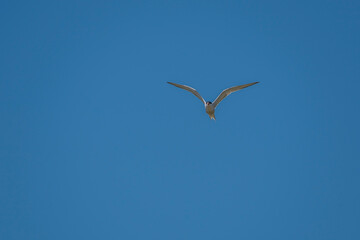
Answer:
210;114;216;121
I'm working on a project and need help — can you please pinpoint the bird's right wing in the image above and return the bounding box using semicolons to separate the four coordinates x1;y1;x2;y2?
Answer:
167;82;205;105
212;82;259;108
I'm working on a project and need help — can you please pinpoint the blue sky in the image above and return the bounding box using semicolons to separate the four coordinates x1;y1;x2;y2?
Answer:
1;0;359;239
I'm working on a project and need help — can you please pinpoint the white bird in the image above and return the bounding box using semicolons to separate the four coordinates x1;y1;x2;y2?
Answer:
167;81;259;120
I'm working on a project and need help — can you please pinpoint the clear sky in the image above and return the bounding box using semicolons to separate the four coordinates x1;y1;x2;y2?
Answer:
1;1;359;239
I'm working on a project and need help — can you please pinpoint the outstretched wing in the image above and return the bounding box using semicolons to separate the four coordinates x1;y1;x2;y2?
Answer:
212;82;259;108
167;82;205;105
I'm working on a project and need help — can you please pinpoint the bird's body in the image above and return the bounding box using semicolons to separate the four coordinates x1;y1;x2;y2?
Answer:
167;81;259;120
205;102;216;120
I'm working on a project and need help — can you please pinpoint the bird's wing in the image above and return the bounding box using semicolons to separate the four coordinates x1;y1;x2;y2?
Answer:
212;82;259;108
167;82;205;104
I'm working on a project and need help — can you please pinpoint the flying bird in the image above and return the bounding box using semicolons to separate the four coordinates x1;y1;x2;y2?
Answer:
167;81;259;120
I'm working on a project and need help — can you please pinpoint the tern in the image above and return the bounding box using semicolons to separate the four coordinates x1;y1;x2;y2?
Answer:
167;81;259;120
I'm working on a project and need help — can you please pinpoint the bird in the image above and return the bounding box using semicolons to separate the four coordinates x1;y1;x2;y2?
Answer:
167;81;259;120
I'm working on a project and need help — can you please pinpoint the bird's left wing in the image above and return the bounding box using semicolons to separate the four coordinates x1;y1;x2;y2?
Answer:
167;82;205;105
212;82;259;108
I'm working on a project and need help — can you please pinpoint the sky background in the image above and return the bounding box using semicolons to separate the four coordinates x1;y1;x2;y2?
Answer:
1;0;360;239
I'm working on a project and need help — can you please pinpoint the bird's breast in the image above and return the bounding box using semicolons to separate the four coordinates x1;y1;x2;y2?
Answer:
205;104;214;114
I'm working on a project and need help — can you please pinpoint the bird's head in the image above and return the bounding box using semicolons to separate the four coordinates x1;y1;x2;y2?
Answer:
206;101;212;105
